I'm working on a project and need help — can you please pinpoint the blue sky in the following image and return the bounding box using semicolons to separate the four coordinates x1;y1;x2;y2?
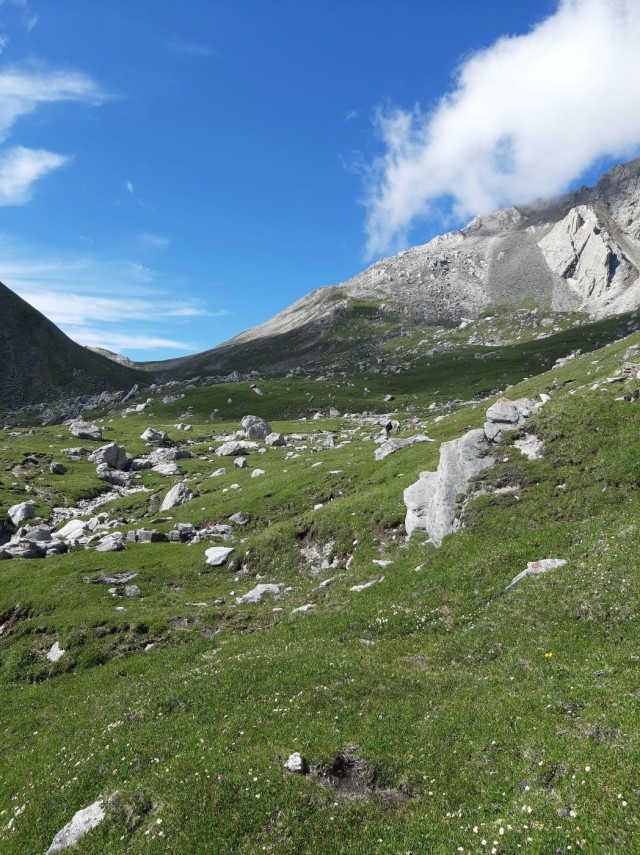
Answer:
1;0;640;360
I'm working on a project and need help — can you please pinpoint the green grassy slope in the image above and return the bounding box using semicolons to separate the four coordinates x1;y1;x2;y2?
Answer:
0;326;639;853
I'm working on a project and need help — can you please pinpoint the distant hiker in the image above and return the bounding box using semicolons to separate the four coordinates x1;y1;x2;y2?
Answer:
385;420;393;439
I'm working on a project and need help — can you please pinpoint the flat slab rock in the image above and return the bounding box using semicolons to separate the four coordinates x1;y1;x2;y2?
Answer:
236;583;281;605
204;546;234;566
374;434;433;461
504;558;567;593
46;800;105;853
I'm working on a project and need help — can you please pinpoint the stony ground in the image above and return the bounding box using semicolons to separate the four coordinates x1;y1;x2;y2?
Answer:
1;317;640;853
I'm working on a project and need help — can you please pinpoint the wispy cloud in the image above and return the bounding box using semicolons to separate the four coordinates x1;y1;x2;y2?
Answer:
139;231;170;250
0;0;38;32
365;0;640;256
125;180;134;194
72;330;193;352
0;237;224;354
0;65;105;204
0;145;69;203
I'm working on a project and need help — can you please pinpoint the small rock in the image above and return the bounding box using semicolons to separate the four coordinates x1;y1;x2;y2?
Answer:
8;500;36;527
234;456;248;469
350;575;385;593
251;468;265;478
124;584;141;597
205;546;234;566
46;641;66;663
504;558;567;593
236;583;281;605
140;427;169;443
284;752;309;774
160;482;194;512
50;462;67;475
45;800;105;854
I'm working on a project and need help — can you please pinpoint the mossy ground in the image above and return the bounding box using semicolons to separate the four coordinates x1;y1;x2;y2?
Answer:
1;324;639;853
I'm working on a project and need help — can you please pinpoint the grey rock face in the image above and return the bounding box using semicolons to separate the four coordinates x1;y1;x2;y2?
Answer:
159;482;194;512
404;429;493;545
539;205;638;308
68;420;102;441
46;800;105;853
241;415;272;440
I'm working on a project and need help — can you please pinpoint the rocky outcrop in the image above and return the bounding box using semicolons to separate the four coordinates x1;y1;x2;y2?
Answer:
538;205;638;309
404;429;493;545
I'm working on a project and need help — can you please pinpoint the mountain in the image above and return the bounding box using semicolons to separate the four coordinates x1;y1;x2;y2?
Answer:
0;282;144;409
145;157;640;378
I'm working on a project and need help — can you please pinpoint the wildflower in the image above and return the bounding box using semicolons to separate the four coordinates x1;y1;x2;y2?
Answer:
545;652;553;659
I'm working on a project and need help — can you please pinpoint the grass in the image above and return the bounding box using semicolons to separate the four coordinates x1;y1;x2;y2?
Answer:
0;321;640;852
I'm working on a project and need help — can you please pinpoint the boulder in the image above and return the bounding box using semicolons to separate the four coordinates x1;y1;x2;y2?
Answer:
130;458;153;471
88;442;130;470
57;519;90;541
95;533;125;552
152;462;182;476
8;500;36;527
251;468;265;478
159;482;194;512
68;420;102;441
50;462;67;475
241;415;272;440
404;429;494;546
215;441;258;457
234;456;248;469
140;427;169;443
96;463;128;487
484;397;534;443
265;432;286;447
205;546;234;566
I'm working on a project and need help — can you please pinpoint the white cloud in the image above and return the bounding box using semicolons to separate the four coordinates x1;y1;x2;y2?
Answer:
165;41;215;58
63;329;193;352
125;180;134;194
0;145;69;204
365;0;640;256
0;0;37;31
0;66;105;144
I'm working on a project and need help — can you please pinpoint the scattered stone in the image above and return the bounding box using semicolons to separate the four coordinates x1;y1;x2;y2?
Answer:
284;752;309;774
159;482;194;512
68;420;102;441
46;641;66;663
205;546;234;566
8;500;36;527
152;461;182;476
234;456;248;469
251;468;265;478
291;603;315;614
236;583;281;605
504;558;568;593
45;800;105;854
124;584;141;597
210;467;227;477
350;576;385;593
50;462;67;475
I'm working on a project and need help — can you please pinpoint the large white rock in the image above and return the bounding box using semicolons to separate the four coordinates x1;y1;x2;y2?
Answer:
46;800;105;853
241;415;272;440
8;500;36;527
205;546;234;566
56;519;90;541
404;429;494;546
265;432;286;447
159;482;193;512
